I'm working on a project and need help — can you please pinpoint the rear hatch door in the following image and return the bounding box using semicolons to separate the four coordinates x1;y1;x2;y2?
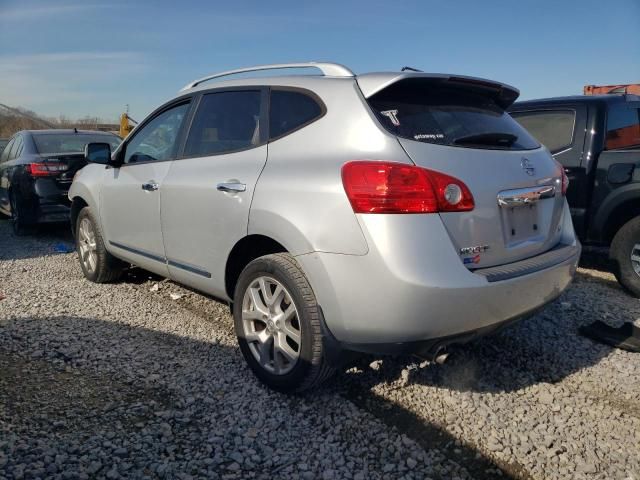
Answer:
362;75;565;269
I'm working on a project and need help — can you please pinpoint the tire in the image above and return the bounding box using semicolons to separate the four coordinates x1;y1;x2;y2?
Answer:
233;253;335;393
610;216;640;297
9;192;36;236
75;207;124;283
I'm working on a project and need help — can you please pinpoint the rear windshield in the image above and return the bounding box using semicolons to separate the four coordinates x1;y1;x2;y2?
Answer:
33;133;121;155
368;79;540;151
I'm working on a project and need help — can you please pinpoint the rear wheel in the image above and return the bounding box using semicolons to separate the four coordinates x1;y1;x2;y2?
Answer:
10;192;35;236
76;207;124;283
233;253;334;392
610;216;640;297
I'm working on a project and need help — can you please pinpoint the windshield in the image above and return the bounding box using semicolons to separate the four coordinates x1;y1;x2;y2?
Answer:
33;133;121;155
368;79;540;151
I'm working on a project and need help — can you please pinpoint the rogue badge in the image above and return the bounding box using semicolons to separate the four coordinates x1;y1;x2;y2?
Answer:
459;245;490;255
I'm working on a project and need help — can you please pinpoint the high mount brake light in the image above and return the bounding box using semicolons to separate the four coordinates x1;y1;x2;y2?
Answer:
341;161;474;214
26;162;67;177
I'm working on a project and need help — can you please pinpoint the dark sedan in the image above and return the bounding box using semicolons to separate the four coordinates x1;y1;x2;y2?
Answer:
0;129;121;235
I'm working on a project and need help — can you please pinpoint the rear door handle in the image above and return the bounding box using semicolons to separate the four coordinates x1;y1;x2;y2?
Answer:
141;181;159;192
217;182;246;193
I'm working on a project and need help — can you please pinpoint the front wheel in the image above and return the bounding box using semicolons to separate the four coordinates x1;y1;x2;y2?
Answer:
611;216;640;297
76;207;124;283
233;253;334;392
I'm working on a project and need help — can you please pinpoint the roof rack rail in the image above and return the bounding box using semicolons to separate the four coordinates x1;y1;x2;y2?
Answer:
180;62;354;91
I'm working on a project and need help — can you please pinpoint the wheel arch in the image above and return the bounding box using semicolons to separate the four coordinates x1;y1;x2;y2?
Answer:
68;180;100;238
70;197;89;238
589;184;640;244
225;234;289;300
601;195;640;244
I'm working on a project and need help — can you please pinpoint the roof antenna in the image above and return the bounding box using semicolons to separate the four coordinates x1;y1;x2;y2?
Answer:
401;66;423;72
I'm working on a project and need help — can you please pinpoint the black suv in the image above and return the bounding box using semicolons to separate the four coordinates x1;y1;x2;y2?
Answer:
0;129;121;234
510;94;640;295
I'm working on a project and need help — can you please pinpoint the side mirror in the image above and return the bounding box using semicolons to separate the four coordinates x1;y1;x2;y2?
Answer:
84;142;111;165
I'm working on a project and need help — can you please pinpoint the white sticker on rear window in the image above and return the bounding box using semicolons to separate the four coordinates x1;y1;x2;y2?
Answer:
380;109;400;126
414;133;444;141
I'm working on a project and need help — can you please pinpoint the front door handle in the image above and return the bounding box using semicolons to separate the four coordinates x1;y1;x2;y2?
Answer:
217;182;246;193
141;181;159;192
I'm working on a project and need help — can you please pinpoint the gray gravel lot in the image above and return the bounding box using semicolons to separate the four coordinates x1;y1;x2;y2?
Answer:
0;219;638;480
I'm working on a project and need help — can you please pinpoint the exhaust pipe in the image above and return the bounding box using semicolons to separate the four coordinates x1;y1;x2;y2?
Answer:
434;351;449;364
414;346;450;364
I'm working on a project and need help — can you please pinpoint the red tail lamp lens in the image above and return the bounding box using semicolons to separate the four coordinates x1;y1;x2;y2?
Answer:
341;161;474;214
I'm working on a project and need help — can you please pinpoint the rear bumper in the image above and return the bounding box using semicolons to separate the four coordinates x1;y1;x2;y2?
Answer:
37;203;71;223
20;178;71;224
295;205;580;350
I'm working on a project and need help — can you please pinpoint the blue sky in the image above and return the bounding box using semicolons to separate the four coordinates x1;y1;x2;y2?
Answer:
1;0;638;121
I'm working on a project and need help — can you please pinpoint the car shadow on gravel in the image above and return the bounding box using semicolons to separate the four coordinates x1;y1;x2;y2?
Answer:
578;246;620;280
0;315;515;479
333;299;618;479
0;220;74;261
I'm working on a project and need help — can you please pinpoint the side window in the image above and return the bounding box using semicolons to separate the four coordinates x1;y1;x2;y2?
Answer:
606;106;640;150
11;136;24;159
124;102;190;164
184;90;261;157
0;138;15;163
511;110;575;154
269;90;323;139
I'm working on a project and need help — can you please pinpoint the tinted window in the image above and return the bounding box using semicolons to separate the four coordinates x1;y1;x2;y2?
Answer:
270;90;322;139
511;110;576;154
184;91;261;157
369;80;539;150
11;136;23;159
0;138;15;163
125;103;190;164
606;106;640;150
33;134;121;155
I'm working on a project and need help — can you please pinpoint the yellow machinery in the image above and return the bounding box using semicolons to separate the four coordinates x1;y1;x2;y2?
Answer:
119;112;137;138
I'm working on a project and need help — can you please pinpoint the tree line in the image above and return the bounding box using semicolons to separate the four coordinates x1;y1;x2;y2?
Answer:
0;106;117;138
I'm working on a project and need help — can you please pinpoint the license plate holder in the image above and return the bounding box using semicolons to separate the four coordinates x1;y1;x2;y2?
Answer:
504;204;539;245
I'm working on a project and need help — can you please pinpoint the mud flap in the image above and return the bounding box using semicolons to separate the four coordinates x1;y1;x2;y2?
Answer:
579;321;640;353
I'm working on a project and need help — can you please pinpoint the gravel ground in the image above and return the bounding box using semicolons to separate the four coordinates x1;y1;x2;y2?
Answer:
0;219;639;480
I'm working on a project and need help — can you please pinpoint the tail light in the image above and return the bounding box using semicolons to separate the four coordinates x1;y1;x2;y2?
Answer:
554;160;569;196
341;161;474;214
561;169;569;196
26;162;67;177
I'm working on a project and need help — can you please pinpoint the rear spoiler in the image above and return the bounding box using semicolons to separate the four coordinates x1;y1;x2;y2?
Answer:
356;72;520;109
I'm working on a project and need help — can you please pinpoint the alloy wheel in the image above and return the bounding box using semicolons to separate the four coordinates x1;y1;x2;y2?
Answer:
241;276;301;375
78;217;98;274
631;243;640;278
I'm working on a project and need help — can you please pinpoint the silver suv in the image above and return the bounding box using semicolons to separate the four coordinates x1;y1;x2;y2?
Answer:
69;62;580;392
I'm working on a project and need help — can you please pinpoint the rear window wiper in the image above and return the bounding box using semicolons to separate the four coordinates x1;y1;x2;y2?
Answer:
453;132;518;147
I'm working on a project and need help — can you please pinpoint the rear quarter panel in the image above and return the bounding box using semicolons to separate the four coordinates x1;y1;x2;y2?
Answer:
249;79;410;255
